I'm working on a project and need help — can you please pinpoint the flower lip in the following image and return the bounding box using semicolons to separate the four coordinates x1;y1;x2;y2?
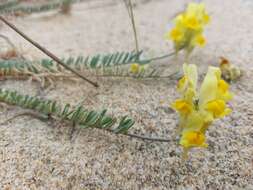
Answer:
180;130;208;148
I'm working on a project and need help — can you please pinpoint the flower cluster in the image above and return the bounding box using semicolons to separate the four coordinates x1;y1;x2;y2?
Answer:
130;63;147;74
172;64;233;158
166;3;210;55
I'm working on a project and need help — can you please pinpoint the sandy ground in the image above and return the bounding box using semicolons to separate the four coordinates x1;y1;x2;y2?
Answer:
0;0;253;189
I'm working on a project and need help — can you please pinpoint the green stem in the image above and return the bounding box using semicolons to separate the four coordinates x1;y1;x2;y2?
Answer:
142;51;177;63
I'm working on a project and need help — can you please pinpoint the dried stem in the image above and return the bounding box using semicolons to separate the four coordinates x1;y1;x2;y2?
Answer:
123;0;139;53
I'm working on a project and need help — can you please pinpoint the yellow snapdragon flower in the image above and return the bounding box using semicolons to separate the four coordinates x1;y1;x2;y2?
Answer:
165;2;210;56
180;130;207;149
205;99;231;118
171;64;233;158
172;99;193;115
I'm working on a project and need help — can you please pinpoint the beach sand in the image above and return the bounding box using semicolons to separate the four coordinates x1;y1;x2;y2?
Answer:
0;0;252;189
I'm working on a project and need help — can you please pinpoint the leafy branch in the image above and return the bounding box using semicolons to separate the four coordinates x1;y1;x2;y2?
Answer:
123;0;139;52
0;88;171;142
0;88;134;134
0;50;143;75
0;53;178;82
0;49;179;82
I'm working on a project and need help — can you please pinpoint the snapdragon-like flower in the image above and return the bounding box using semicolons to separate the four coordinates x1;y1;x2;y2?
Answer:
171;64;233;158
166;2;210;55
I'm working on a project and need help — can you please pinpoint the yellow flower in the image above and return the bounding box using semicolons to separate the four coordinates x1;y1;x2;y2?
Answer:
186;3;210;26
184;15;200;30
130;63;140;74
218;79;229;92
198;66;232;122
170;27;183;41
172;99;193;115
130;63;147;75
180;130;207;148
194;35;206;47
203;13;210;24
205;99;231;118
217;79;233;101
172;64;233;158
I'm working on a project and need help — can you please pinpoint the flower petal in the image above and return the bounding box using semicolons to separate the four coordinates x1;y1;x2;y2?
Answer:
199;66;221;106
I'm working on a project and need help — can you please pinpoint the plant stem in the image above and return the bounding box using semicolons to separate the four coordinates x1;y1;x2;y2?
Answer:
143;51;177;63
0;16;99;88
124;0;139;53
115;130;171;142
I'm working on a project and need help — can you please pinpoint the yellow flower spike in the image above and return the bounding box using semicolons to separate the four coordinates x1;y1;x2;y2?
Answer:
180;130;208;149
172;99;193;115
167;2;210;55
130;63;140;74
172;63;233;159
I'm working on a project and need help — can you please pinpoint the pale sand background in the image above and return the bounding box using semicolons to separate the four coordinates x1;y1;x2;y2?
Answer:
0;0;253;189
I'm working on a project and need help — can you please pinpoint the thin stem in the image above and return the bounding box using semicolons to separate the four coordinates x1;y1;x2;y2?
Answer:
123;0;131;17
143;51;177;63
129;0;139;52
124;0;139;53
117;131;171;142
0;111;49;126
95;71;179;79
0;16;99;88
